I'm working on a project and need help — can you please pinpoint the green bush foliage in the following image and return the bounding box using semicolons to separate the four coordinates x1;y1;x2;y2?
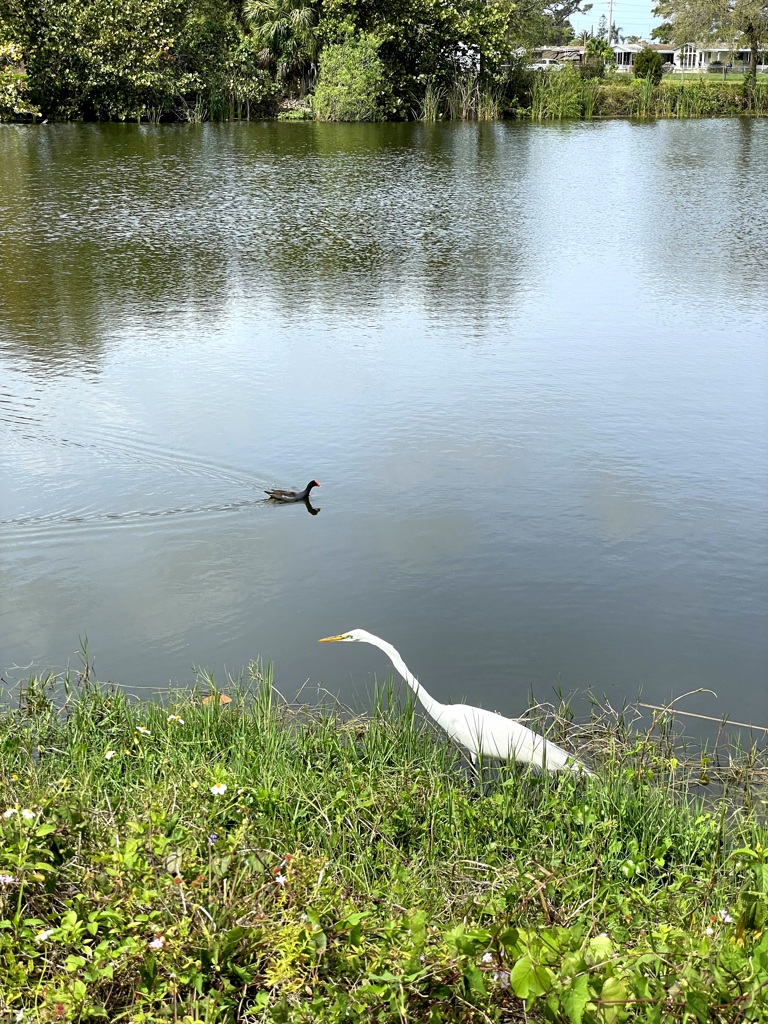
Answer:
0;0;528;121
245;0;321;96
579;36;614;79
320;0;512;115
633;45;664;83
524;76;768;119
0;0;275;120
0;37;39;119
1;0;766;120
313;32;389;121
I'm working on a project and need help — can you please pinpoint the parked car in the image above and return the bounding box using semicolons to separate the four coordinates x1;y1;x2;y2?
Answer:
529;58;564;71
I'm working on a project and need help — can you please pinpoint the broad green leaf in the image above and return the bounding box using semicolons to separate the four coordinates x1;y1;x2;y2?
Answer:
586;933;614;964
685;989;710;1023
562;974;590;1024
510;955;536;999
510;955;551;1000
599;975;627;1024
463;963;486;995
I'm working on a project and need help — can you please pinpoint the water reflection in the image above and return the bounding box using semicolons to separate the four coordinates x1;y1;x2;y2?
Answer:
0;122;532;374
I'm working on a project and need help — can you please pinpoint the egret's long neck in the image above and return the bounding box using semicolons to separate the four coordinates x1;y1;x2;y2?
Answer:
370;637;443;719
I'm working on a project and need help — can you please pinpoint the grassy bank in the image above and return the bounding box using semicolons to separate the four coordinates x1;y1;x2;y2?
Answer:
1;666;767;1023
529;72;768;121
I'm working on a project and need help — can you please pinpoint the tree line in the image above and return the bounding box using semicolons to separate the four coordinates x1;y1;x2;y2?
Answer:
0;0;765;121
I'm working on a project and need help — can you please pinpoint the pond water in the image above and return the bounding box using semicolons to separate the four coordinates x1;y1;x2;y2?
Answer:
1;119;766;730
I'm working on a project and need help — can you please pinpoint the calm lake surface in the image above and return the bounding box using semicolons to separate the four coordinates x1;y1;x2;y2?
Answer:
1;120;767;729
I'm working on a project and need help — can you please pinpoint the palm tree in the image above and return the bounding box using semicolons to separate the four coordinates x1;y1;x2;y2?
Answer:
576;28;593;44
244;0;320;95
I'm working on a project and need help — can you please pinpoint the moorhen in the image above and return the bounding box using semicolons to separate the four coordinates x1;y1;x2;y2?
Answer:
265;479;320;503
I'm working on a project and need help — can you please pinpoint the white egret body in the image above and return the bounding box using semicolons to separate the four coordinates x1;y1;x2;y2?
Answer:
318;629;592;775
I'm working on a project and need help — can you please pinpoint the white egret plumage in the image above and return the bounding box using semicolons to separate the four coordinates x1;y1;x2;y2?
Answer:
318;629;593;775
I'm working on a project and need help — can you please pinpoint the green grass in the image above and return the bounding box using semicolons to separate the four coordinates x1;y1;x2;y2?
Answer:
1;665;767;1022
524;70;768;120
664;72;768;83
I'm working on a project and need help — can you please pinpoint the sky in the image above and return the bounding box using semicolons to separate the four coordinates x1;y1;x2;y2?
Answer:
569;0;661;41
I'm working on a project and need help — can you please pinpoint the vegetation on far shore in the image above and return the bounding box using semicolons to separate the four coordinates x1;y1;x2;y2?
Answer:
530;67;768;120
1;661;767;1022
1;0;767;123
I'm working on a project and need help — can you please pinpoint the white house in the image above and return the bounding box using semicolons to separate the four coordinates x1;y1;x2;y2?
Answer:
532;41;767;73
612;41;768;73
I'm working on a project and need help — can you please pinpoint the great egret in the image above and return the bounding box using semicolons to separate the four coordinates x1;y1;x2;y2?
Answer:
265;480;320;503
318;629;593;775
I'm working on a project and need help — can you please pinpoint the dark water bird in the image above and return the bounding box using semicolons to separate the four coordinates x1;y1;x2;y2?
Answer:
265;479;320;503
318;629;593;774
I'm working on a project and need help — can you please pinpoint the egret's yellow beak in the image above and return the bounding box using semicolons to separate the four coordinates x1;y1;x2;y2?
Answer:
318;633;348;643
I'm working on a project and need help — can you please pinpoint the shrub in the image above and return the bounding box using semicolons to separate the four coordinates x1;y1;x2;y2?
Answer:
580;38;614;80
3;0;270;121
633;45;663;84
312;32;389;121
0;38;40;120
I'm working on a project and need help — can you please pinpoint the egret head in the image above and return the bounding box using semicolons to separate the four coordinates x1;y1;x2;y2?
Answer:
318;629;369;644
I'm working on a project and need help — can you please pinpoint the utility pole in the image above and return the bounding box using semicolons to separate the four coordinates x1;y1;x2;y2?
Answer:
607;0;614;42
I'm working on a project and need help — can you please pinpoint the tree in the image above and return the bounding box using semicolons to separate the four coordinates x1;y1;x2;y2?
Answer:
320;0;514;102
0;0;264;120
244;0;320;94
582;33;614;74
586;35;614;57
543;0;593;44
594;16;621;43
312;31;389;119
633;43;664;79
652;0;768;83
0;33;39;118
1;0;189;119
651;21;675;40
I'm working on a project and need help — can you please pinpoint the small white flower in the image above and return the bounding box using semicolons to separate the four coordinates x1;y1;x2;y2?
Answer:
493;970;511;989
15;1010;24;1022
704;927;714;936
21;809;36;821
210;783;227;796
167;715;185;724
105;749;117;760
3;808;17;819
148;936;165;949
274;872;287;886
0;874;17;885
481;952;493;963
717;909;733;924
135;726;151;737
35;928;55;942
